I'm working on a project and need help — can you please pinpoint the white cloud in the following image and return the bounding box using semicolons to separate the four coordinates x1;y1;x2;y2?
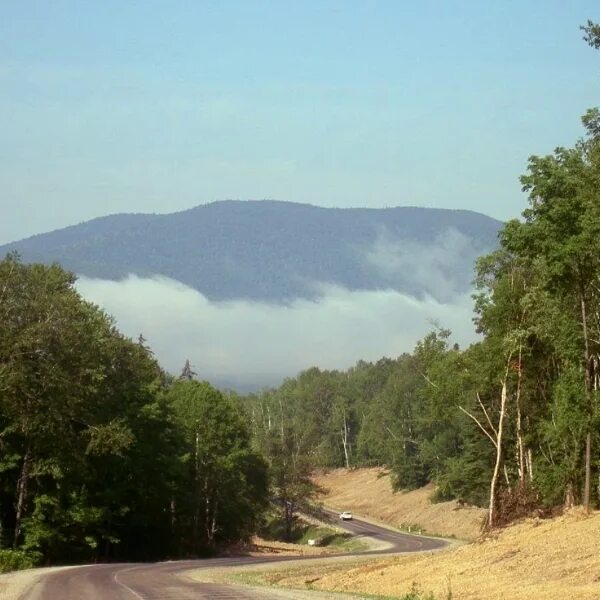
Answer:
76;275;477;391
365;227;476;302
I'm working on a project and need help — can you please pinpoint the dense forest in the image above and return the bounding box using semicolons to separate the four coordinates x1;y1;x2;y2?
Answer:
1;20;599;572
0;254;268;568
0;201;500;303
245;21;600;529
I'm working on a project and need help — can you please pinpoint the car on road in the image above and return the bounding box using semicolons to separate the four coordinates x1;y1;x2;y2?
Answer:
339;511;353;520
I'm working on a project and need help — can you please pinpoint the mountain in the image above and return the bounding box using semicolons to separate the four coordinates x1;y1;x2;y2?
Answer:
0;200;502;302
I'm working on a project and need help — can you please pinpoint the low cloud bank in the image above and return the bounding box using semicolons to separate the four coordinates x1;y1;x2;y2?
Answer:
77;276;477;391
365;227;477;303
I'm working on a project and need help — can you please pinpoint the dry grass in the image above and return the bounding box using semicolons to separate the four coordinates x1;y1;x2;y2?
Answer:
0;566;73;600
314;468;485;541
258;508;600;600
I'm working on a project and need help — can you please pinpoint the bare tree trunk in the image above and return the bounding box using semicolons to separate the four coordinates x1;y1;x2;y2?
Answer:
170;497;176;529
581;293;592;512
13;448;32;548
489;380;508;529
278;398;285;441
584;432;592;512
206;497;218;546
515;347;526;488
341;409;350;469
527;448;534;482
564;482;575;509
284;500;294;541
503;464;511;491
193;430;200;549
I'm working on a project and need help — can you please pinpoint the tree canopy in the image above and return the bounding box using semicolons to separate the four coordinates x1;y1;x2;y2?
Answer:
0;255;268;564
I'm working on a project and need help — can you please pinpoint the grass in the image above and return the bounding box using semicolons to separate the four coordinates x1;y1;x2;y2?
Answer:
248;508;600;600
393;522;455;540
297;525;369;552
223;557;370;588
313;468;485;541
219;564;447;600
0;550;39;574
258;509;369;553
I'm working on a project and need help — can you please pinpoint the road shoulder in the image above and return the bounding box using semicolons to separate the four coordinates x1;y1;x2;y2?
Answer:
0;566;76;600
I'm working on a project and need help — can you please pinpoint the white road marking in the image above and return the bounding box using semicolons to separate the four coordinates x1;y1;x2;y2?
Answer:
113;565;149;599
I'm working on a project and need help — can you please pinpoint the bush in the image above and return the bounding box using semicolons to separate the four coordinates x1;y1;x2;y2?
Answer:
0;549;39;573
400;581;453;600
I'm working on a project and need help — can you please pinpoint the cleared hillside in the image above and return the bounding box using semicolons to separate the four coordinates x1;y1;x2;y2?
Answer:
314;468;485;541
267;508;600;600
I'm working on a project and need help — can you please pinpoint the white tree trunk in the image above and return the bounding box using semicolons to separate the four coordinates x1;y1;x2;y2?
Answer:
489;379;508;529
341;410;350;469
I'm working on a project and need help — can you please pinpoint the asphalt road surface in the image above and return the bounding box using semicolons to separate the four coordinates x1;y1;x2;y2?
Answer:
22;512;447;599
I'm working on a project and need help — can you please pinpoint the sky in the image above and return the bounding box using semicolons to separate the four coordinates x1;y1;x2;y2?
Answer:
3;1;599;388
1;1;600;245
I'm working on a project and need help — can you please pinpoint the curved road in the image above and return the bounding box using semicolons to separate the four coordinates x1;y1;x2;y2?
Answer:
22;513;446;599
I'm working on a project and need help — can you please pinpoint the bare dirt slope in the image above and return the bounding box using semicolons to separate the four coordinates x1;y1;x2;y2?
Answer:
268;508;600;600
314;468;485;541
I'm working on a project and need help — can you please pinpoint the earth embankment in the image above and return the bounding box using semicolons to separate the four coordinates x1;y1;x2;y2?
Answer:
314;468;485;541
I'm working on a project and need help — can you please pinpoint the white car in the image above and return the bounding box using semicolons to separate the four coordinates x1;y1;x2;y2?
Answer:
339;511;353;520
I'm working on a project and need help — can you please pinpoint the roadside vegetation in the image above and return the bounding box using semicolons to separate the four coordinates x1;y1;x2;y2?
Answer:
0;549;36;574
228;508;599;600
240;22;600;534
258;508;368;554
0;255;269;566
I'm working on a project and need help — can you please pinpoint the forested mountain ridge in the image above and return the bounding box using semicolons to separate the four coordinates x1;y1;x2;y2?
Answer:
0;201;501;302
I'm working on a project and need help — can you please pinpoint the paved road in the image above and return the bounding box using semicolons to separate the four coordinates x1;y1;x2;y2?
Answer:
22;513;446;599
320;508;443;554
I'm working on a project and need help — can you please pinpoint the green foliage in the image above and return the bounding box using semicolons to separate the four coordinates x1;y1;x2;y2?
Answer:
0;549;39;573
166;380;269;552
535;367;589;506
241;75;600;517
0;255;269;564
581;19;600;49
399;582;443;600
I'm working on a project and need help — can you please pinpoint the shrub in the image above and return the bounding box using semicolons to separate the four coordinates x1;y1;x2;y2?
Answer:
0;549;39;573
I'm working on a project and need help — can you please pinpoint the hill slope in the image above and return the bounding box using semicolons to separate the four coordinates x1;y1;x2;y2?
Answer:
270;508;600;600
0;201;501;302
246;469;598;599
314;468;485;541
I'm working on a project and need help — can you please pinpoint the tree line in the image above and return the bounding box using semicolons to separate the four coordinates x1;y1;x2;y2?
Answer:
244;23;600;527
0;254;268;567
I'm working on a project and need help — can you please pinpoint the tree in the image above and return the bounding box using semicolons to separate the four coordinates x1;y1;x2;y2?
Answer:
167;380;268;552
179;359;196;381
0;255;187;560
247;385;322;541
581;20;600;49
511;113;600;510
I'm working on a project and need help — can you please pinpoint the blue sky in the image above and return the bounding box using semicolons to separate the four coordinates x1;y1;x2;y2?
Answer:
1;0;599;243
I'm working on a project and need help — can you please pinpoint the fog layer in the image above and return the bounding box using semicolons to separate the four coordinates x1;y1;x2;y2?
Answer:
76;275;476;391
